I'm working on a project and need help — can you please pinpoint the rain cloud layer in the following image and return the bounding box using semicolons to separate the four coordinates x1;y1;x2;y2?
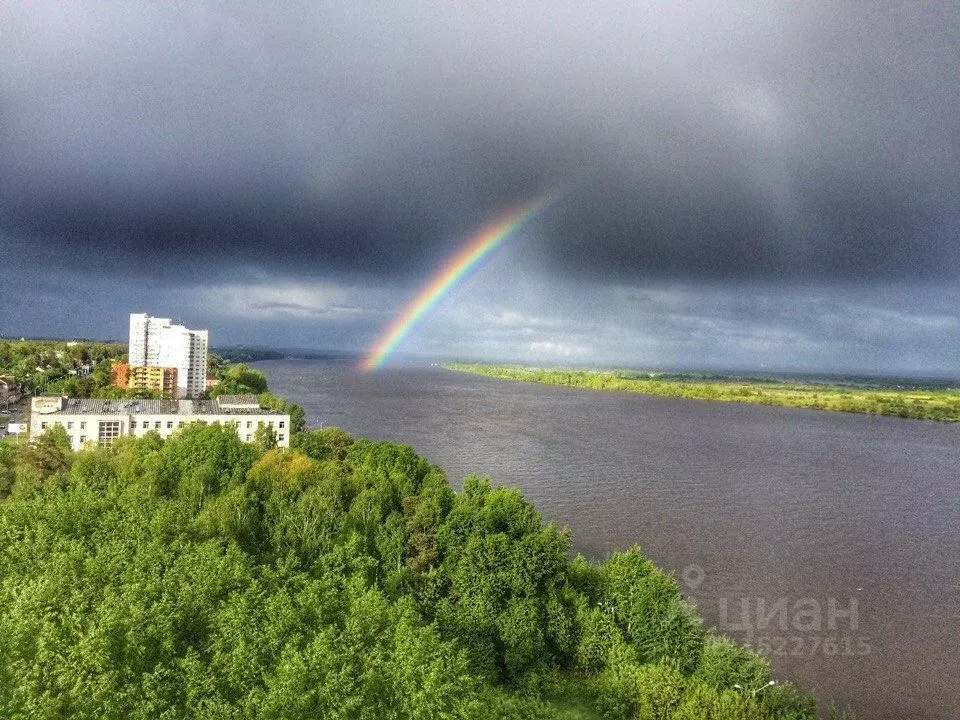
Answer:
2;3;958;374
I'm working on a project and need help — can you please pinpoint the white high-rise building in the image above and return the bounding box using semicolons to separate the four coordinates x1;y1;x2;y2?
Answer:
128;313;171;366
157;324;209;399
128;313;208;398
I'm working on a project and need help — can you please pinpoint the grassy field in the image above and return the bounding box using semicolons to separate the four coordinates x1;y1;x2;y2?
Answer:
445;363;960;421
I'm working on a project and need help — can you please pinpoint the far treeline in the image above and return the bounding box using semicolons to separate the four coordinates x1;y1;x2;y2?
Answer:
0;421;852;719
446;364;960;421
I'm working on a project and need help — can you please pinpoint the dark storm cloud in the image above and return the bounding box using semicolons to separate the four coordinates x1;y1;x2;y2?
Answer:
3;183;443;282
2;2;958;286
537;161;957;282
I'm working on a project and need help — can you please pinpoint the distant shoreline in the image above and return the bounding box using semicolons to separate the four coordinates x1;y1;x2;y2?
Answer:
444;363;960;421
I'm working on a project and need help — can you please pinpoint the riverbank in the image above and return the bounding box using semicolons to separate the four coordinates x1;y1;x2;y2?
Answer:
257;359;960;717
444;363;960;421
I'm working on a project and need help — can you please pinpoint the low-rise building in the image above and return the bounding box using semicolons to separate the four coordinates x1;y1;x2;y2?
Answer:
112;362;179;396
111;363;129;388
29;395;291;450
0;376;22;408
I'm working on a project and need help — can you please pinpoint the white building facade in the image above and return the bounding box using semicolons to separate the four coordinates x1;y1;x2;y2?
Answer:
157;324;209;399
128;313;209;398
128;313;170;366
30;395;290;450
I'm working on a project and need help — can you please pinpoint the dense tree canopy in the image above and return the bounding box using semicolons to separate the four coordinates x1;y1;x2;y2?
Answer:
0;426;846;719
0;339;126;397
210;363;270;397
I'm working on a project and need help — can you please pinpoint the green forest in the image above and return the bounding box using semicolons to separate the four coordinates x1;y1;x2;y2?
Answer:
0;339;127;397
446;364;960;422
0;424;848;719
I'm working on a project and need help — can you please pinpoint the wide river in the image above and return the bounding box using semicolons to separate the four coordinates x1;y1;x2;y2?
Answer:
259;359;958;719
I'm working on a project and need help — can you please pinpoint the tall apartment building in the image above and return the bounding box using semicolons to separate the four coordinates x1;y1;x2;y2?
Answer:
157;324;209;399
128;313;209;398
128;313;169;366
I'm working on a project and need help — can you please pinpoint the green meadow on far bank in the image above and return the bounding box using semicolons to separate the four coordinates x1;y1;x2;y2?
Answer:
444;364;960;421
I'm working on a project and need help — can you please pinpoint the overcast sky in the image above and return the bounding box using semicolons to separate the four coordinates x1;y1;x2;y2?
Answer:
2;2;958;375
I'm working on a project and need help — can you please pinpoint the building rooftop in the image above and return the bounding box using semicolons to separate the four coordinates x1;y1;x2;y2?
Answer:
216;394;261;409
39;396;285;416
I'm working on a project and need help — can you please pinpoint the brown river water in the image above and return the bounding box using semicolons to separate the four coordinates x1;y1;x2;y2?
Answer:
259;359;959;719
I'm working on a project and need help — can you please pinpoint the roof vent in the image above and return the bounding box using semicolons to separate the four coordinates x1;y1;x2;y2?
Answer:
216;394;261;410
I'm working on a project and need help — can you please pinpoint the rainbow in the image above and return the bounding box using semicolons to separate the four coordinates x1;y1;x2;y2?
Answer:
360;195;550;370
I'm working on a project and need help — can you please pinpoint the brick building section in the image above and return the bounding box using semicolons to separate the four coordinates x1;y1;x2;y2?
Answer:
111;363;178;396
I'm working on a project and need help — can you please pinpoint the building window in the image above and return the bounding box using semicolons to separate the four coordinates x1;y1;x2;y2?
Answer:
67;422;74;429
246;421;252;428
245;434;251;441
41;422;48;429
80;436;86;443
279;421;285;429
130;420;136;429
167;421;173;429
278;434;284;442
98;420;121;446
178;421;184;427
80;421;86;429
155;421;161;430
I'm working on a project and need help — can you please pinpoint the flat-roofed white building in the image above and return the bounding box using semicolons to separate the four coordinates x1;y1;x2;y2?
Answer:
29;395;291;450
128;313;208;398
